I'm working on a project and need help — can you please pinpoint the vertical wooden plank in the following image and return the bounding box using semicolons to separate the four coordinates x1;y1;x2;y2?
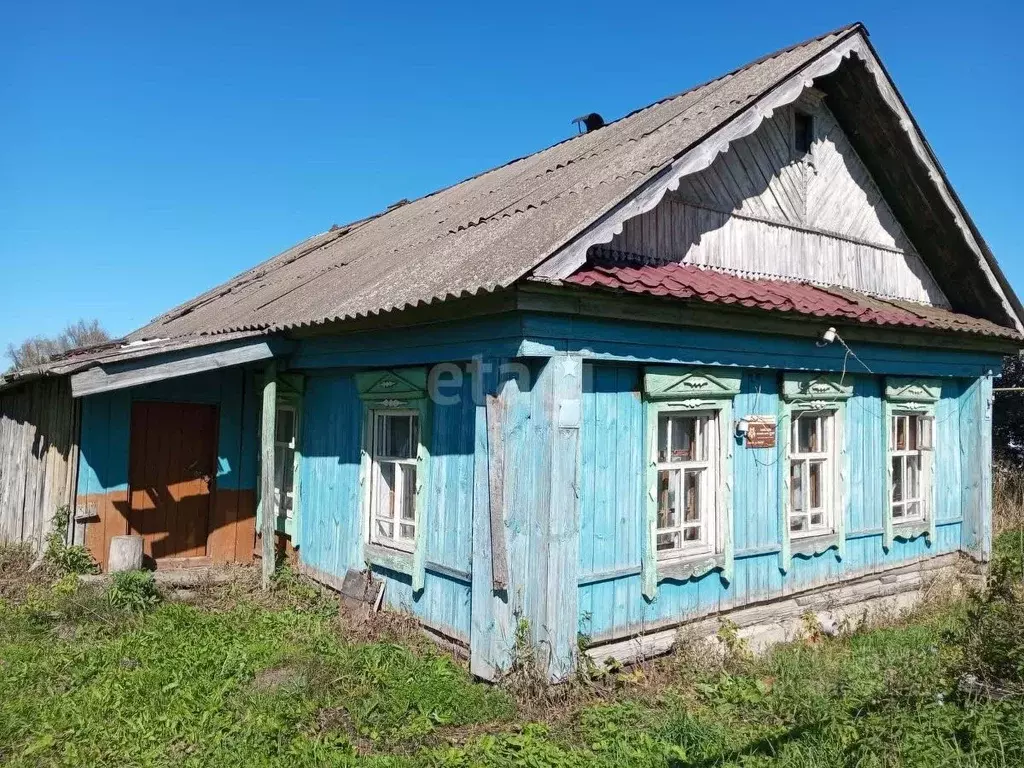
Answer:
470;357;511;679
261;361;278;589
544;354;582;681
980;374;994;561
485;393;508;590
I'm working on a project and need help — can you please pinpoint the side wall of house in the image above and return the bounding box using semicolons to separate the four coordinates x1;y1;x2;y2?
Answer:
285;315;998;678
75;368;258;570
577;365;977;643
297;369;477;644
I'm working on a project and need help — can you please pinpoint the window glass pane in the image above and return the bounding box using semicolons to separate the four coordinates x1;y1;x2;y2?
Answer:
892;503;904;519
809;461;823;510
908;415;919;451
377;520;394;540
683;470;701;522
376;462;396;520
892;456;903;502
907;455;919;500
790;515;806;532
796;414;823;453
401;465;417;522
386;415;413;458
670;417;696;462
657;470;679;529
790;460;805;512
810;512;822;526
400;524;415;540
375;414;386;455
275;408;294;443
906;501;920;519
683;526;700;542
658;416;669;462
895;416;907;451
657;531;680;551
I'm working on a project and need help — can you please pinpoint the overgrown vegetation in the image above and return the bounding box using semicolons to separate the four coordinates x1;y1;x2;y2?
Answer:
1;503;1024;766
44;506;99;577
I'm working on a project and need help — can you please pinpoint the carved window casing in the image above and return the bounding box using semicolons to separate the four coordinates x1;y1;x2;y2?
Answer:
779;372;852;571
883;378;940;548
787;409;837;538
355;368;432;592
641;366;740;599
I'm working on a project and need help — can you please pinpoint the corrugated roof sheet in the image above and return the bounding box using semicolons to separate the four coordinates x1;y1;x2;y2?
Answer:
130;24;860;340
567;260;1021;340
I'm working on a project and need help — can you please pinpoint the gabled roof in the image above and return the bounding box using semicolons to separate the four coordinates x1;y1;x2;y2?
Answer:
130;23;861;339
123;22;1020;345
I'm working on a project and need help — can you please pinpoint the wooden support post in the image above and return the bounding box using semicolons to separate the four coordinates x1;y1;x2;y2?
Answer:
261;360;278;590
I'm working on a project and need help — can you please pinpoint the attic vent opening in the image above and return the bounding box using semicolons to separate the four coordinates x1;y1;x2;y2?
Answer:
793;111;813;156
572;112;605;134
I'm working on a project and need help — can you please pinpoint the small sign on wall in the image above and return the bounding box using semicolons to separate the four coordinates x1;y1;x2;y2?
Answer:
744;415;777;449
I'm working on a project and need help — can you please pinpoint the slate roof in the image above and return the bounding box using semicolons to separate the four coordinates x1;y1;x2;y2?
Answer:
131;24;860;340
568;261;1021;340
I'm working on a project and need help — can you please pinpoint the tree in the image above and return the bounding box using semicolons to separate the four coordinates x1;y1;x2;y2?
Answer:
5;320;112;371
994;353;1024;467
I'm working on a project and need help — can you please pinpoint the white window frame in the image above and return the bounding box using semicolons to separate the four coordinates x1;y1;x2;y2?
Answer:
888;411;933;525
787;409;838;539
654;411;719;559
273;404;298;520
368;409;420;553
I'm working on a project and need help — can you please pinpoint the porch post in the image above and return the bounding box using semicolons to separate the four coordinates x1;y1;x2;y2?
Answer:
261;360;278;590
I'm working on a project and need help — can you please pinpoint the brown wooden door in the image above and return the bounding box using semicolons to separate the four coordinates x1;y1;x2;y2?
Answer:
128;401;218;567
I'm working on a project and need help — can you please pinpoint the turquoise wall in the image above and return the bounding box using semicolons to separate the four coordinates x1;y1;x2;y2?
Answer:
76;368;257;499
297;369;478;643
576;363;977;642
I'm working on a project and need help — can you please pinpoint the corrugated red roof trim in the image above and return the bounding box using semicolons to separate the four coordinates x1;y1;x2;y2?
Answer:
567;261;1020;339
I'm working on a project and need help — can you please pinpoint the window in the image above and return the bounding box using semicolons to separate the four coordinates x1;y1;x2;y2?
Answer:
794;111;813;156
655;412;717;557
369;411;419;552
788;410;835;537
890;412;933;523
273;405;297;519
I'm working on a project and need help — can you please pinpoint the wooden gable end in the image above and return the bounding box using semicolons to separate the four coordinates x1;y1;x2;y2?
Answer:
602;93;948;308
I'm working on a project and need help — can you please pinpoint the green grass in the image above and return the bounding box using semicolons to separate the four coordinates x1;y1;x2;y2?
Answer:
2;543;1024;767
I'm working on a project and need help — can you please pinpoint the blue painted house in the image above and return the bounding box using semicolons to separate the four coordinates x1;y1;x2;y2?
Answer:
27;23;1023;680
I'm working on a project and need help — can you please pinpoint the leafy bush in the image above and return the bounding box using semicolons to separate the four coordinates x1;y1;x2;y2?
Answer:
43;506;98;576
951;559;1024;691
107;570;161;612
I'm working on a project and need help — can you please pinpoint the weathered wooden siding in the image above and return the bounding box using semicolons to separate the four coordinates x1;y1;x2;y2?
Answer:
605;99;948;307
75;369;258;569
577;362;978;643
0;377;79;550
296;368;476;643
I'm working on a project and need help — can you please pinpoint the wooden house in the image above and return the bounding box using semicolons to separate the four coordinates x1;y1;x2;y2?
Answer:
4;23;1022;680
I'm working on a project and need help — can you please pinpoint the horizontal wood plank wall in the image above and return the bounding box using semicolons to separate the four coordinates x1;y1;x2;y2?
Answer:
606;99;947;307
297;369;476;643
578;362;981;643
75;369;257;570
520;314;1003;379
0;377;79;550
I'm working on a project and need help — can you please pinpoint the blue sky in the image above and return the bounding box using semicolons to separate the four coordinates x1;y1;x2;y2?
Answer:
2;1;1021;359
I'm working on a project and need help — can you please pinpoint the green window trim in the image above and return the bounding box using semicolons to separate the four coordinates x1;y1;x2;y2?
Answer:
355;368;432;593
882;378;940;550
256;373;304;543
779;372;854;573
642;366;741;600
